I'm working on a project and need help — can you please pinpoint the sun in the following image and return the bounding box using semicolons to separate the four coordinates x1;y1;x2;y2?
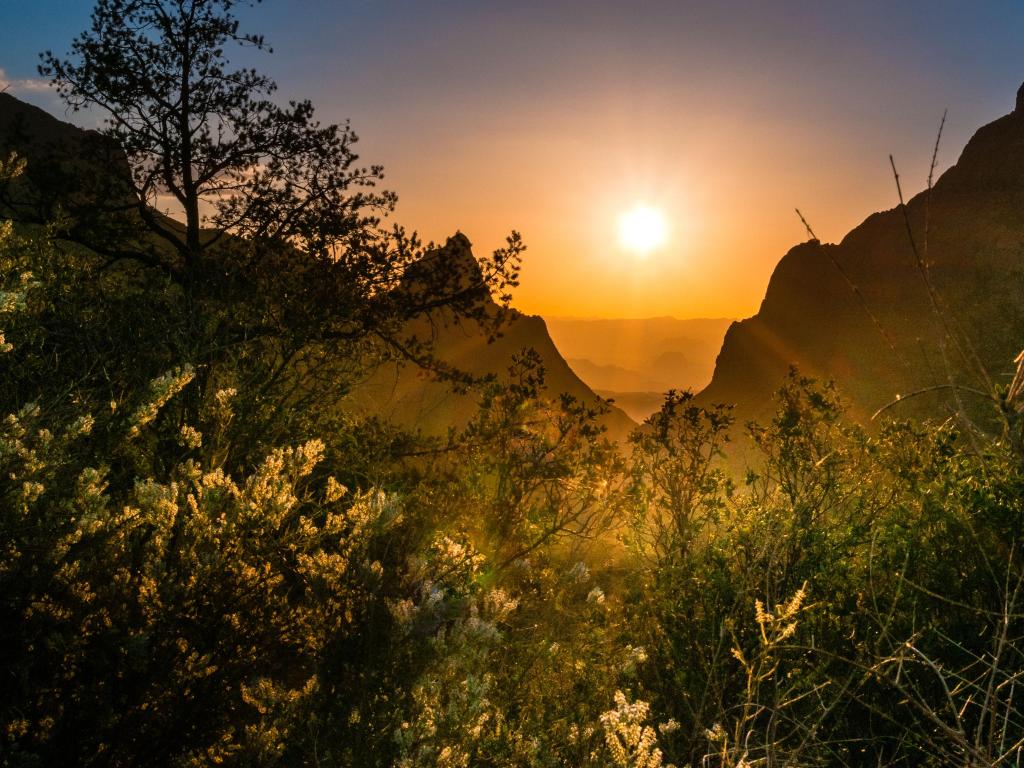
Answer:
617;204;668;255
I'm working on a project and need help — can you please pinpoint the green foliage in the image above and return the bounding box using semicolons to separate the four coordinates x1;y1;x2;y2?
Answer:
628;389;734;565
457;349;628;568
626;372;1024;767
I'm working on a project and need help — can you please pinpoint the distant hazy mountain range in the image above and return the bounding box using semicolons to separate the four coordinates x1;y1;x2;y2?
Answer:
544;317;733;421
696;83;1024;432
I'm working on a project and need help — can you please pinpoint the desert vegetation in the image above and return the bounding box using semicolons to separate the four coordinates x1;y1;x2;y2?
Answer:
3;2;1024;766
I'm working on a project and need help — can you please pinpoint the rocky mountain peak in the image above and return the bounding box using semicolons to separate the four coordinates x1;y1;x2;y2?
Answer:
697;80;1024;431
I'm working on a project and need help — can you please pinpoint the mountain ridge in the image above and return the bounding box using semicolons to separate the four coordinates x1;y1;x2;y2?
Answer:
346;233;638;440
697;83;1024;429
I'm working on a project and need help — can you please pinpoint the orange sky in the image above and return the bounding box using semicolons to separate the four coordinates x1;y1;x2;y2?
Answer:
4;1;1023;320
380;95;983;320
295;2;1022;322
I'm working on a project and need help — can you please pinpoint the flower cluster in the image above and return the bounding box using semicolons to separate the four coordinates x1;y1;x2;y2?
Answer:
600;691;675;768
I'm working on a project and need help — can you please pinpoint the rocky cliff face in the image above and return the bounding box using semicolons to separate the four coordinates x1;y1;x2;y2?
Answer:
697;84;1024;428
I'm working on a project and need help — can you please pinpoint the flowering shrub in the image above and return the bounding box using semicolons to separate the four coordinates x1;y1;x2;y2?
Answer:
600;691;675;768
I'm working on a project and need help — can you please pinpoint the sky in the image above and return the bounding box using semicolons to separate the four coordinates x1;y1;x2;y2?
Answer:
1;1;1023;320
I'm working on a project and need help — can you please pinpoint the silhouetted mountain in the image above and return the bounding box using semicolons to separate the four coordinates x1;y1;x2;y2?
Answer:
346;234;637;441
0;92;131;220
698;84;1024;429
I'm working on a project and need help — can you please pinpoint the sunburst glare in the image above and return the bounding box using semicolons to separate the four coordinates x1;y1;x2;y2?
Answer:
617;204;668;256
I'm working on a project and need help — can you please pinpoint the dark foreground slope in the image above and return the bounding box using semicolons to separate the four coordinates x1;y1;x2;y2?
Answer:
698;84;1024;427
346;234;637;442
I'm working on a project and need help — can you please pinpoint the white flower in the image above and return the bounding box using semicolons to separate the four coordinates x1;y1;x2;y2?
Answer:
600;690;675;768
128;365;195;438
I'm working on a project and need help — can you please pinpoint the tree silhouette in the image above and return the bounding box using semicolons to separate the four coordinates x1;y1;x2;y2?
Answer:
38;0;519;314
40;0;392;275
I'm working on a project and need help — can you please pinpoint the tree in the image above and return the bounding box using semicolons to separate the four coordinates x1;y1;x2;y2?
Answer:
627;390;733;566
39;0;390;275
458;349;628;569
33;0;522;469
37;0;520;334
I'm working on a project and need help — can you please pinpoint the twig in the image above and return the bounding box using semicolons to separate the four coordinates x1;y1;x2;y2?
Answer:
871;383;994;420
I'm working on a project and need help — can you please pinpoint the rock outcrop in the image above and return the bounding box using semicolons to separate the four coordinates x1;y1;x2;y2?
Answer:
697;84;1024;430
346;233;637;441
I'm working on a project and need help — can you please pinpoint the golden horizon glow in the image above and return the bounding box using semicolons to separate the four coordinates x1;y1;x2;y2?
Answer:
617;204;668;256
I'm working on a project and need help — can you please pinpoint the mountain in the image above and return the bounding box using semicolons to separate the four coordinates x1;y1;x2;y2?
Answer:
566;359;672;394
345;234;638;441
0;93;132;220
697;84;1024;429
545;317;733;420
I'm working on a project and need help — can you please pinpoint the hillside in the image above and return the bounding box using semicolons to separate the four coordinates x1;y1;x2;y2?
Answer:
697;84;1024;429
345;234;637;441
